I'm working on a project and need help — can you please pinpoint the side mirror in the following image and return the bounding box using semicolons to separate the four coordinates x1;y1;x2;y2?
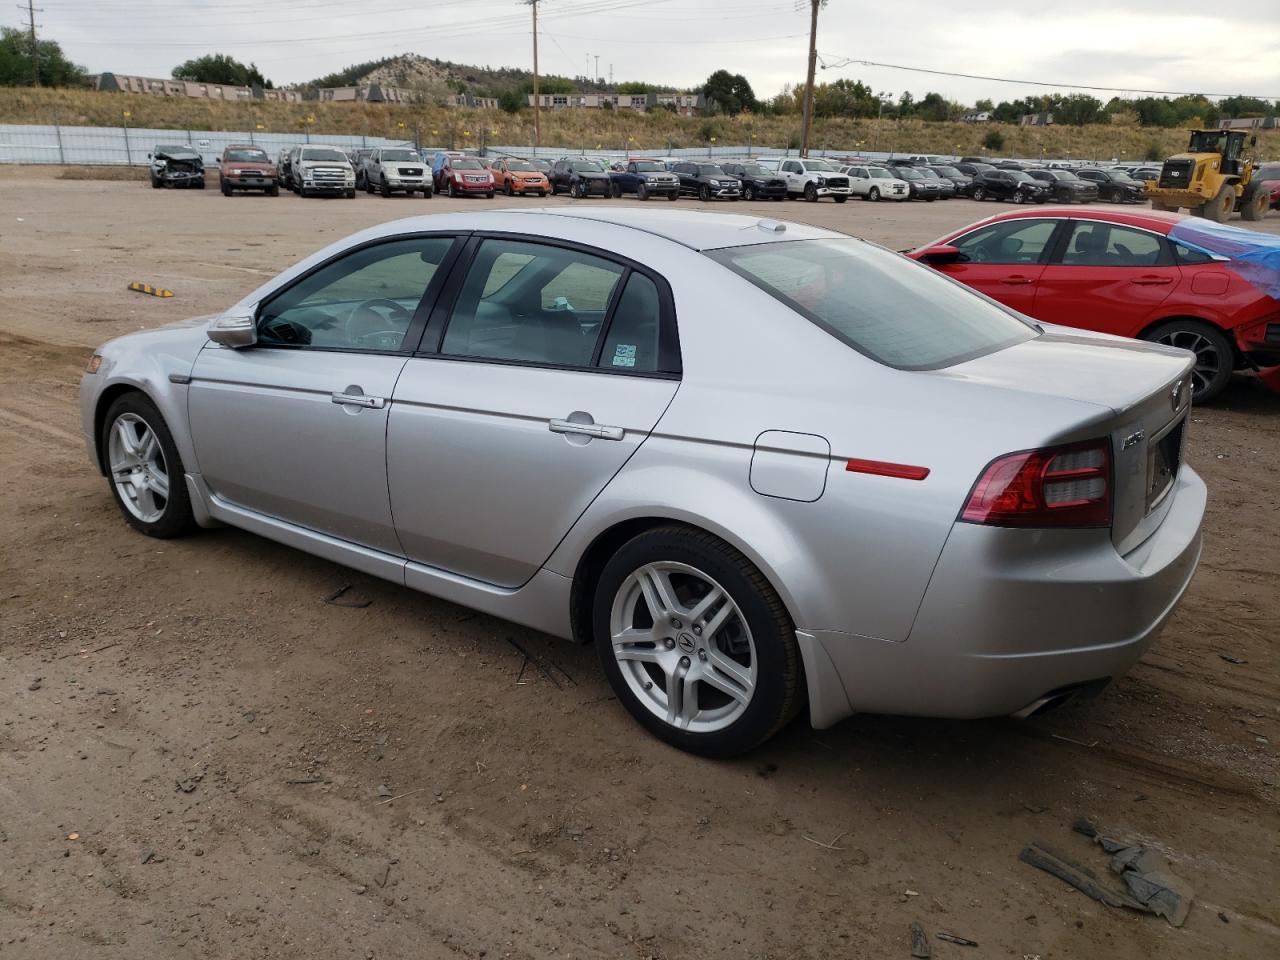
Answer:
208;313;257;349
146;153;152;160
917;244;964;265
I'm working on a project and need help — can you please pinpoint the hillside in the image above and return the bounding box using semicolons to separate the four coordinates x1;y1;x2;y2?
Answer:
303;53;614;99
3;87;1278;162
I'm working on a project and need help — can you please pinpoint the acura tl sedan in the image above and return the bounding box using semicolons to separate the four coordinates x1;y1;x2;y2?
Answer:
81;209;1205;757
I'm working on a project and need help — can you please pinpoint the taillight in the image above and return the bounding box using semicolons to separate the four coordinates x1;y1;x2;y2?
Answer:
960;439;1112;528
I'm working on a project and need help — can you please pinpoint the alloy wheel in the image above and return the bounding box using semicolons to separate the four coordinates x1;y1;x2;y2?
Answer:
107;413;170;523
609;561;757;733
1155;329;1222;397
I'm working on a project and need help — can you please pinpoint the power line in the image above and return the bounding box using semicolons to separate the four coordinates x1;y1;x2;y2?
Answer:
816;53;1280;101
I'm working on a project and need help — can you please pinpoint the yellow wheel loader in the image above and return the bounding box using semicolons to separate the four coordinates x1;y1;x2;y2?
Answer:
1146;129;1270;222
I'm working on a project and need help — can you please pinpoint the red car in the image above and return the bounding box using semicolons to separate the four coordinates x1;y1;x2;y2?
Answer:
1254;162;1280;210
433;155;494;198
910;207;1280;403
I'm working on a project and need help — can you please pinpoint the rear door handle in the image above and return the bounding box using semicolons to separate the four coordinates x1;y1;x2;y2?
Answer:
331;392;386;409
1130;276;1173;285
1000;276;1035;285
549;418;624;441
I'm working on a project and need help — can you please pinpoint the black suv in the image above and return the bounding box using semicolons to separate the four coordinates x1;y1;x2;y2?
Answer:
970;169;1048;204
672;161;742;201
892;166;940;201
1026;169;1099;203
719;161;787;201
927;164;974;197
954;161;995;177
550;158;613;198
1074;167;1145;203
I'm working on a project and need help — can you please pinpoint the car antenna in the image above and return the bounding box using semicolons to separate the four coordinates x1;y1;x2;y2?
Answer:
754;219;787;234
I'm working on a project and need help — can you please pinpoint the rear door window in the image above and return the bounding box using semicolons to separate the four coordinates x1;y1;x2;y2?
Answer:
1060;223;1169;267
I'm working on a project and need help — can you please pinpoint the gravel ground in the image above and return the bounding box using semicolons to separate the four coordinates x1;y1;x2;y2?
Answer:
1;168;1277;960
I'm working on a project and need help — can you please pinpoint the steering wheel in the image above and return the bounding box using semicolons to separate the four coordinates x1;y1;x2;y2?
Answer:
345;298;411;347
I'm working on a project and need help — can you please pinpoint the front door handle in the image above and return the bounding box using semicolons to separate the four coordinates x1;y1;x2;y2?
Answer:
1000;276;1035;285
1130;276;1173;286
549;418;624;441
331;392;386;409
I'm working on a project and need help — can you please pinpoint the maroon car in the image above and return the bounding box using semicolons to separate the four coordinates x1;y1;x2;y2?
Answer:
219;144;279;197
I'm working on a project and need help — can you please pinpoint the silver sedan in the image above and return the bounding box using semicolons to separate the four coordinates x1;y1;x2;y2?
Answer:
80;208;1205;756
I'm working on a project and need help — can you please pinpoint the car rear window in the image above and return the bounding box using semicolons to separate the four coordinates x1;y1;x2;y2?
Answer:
705;239;1037;371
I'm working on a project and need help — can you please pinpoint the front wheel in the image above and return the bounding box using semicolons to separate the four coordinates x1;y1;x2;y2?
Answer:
972;186;985;201
637;183;649;201
804;183;818;202
699;184;712;202
1144;320;1234;404
101;393;197;539
592;525;803;758
834;195;847;203
868;187;880;202
379;179;390;198
744;184;756;201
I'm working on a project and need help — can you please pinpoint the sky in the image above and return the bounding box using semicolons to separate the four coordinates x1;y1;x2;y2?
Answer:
10;0;1280;105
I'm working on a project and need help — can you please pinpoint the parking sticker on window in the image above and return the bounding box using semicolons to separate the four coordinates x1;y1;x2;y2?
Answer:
612;344;637;368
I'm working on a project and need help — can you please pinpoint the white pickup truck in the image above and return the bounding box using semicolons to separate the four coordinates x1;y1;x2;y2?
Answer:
772;158;851;202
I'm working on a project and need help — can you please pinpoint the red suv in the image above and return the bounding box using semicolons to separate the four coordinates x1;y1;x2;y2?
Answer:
219;144;278;197
432;154;494;198
910;207;1280;403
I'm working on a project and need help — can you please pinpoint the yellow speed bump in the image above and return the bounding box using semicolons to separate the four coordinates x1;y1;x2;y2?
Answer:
128;281;174;298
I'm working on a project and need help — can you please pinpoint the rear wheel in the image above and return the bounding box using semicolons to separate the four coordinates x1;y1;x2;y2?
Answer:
592;525;803;758
1241;181;1268;221
1144;320;1234;404
101;393;196;539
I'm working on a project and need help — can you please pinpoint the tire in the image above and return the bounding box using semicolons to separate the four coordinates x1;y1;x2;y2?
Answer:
422;188;432;199
803;182;818;202
1202;184;1236;222
699;184;712;202
834;195;847;203
447;179;457;198
269;184;279;197
299;185;308;198
504;180;513;196
150;173;162;189
345;189;355;199
592;525;803;758
670;192;681;201
196;178;206;189
868;186;880;202
612;181;623;198
220;180;232;197
1241;181;1268;221
636;183;649;201
973;185;985;201
379;179;390;198
486;191;494;199
744;184;756;201
100;393;197;539
1143;320;1234;404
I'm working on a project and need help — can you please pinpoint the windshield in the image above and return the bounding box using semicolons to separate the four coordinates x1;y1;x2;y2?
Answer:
1110;170;1136;182
736;165;770;177
381;149;417;161
697;165;726;176
896;168;923;180
302;148;347;162
806;160;838;172
529;159;551;171
226;148;268;163
931;166;962;177
1008;171;1036;183
570;160;603;172
1188;131;1228;153
869;168;894;179
632;161;664;171
1257;163;1280;179
453;158;484;170
506;160;536;171
705;239;1036;371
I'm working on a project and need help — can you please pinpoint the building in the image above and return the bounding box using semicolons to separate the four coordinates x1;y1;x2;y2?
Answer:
1221;116;1278;130
314;83;413;104
960;110;993;123
1019;112;1054;126
527;90;704;114
91;72;301;102
444;93;499;110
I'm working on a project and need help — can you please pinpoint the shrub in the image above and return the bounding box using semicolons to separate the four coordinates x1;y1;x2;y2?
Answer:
982;129;1005;151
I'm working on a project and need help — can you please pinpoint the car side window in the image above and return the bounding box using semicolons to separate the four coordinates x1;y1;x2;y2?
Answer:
1061;223;1167;267
952;220;1057;265
441;239;624;367
782;161;798;173
1171;240;1215;265
257;237;454;351
598;273;662;373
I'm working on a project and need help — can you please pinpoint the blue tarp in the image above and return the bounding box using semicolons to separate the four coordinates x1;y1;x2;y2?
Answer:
1167;218;1280;300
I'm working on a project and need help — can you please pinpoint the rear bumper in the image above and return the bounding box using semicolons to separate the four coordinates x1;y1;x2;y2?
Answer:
804;465;1206;728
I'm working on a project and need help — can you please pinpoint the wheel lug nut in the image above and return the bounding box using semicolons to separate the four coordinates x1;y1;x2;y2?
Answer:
698;649;707;662
664;638;675;650
692;625;702;636
670;617;682;629
679;656;690;668
644;681;653;690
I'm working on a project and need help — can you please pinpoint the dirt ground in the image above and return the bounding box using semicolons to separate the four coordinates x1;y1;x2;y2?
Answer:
1;168;1277;960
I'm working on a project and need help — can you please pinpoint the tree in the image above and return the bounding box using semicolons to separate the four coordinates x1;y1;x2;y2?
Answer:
983;129;1005;151
974;98;995;112
172;53;271;88
1055;93;1103;126
496;88;525;113
702;69;758;115
897;90;915;116
917;91;951;122
0;26;87;87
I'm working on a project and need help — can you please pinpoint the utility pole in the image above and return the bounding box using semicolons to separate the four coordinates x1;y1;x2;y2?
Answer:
799;0;823;158
594;54;600;83
527;0;541;151
19;0;42;87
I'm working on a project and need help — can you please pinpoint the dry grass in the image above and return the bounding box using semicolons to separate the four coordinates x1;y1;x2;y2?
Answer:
4;87;1278;160
56;165;150;181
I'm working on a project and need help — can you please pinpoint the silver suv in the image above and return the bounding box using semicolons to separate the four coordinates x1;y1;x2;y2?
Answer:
293;145;356;199
365;147;432;198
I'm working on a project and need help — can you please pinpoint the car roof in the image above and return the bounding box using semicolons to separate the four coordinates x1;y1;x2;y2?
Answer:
943;206;1187;235
363;208;845;252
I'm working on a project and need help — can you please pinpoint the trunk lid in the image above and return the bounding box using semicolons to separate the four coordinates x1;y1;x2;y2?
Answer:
935;329;1194;553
